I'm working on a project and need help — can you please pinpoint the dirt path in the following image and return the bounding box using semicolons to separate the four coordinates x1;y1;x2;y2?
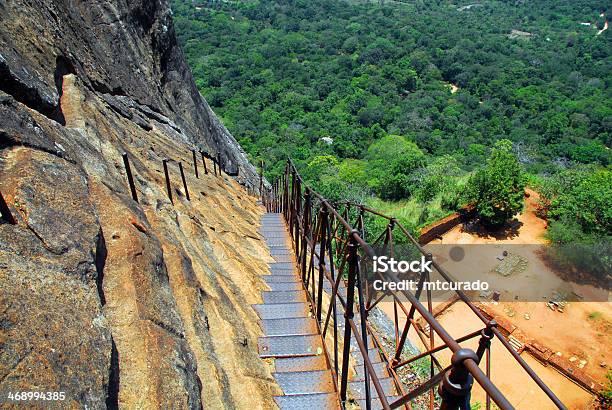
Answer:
377;301;595;409
376;189;608;407
432;188;547;245
425;189;610;384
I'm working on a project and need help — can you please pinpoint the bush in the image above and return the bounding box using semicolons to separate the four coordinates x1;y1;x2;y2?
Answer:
545;219;612;287
547;168;612;236
366;135;426;200
465;140;525;226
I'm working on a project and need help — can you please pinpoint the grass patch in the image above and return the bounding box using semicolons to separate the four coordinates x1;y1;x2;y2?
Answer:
588;311;603;320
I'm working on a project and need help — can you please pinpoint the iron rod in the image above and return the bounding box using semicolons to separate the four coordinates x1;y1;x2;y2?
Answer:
200;151;208;174
0;191;16;224
122;153;139;203
339;238;358;404
163;159;173;204
192;150;199;178
179;162;190;201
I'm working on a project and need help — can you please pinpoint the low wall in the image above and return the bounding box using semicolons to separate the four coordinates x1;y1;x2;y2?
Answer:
418;206;474;245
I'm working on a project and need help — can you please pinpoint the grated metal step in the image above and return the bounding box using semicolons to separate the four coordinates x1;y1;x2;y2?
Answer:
264;239;290;247
274;355;330;373
350;333;375;350
270;248;293;255
354;348;382;366
263;290;308;304
261;317;319;337
264;275;301;284
259;335;322;358
273;370;335;395
270;262;296;270
274;393;338;409
266;282;303;291
356;396;401;410
353;362;390;381
348;377;397;399
253;302;310;319
269;268;297;277
261;232;289;238
273;254;295;263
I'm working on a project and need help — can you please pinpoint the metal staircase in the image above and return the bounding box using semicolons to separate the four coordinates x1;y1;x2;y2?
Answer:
254;212;340;409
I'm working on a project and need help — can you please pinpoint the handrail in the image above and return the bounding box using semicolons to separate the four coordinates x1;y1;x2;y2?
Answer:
261;158;567;410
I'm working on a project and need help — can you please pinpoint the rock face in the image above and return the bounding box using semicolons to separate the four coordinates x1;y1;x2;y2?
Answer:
0;1;277;409
0;0;257;182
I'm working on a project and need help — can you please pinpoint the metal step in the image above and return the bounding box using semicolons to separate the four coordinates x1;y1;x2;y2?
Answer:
264;275;302;284
270;248;293;255
263;291;308;304
259;335;322;358
266;282;303;291
253;302;310;320
348;377;397;399
356;395;401;410
261;232;289;238
353;362;389;381
273;254;295;263
266;242;290;248
270;262;297;270
261;317;319;337
268;269;298;277
274;355;330;373
354;348;382;366
350;333;376;350
323;281;347;293
273;370;335;395
274;393;338;409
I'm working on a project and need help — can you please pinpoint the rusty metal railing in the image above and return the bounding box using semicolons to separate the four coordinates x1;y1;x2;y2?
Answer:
262;159;568;410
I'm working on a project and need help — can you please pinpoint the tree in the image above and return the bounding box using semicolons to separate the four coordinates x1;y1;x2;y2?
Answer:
365;135;426;200
467;139;525;226
302;155;339;182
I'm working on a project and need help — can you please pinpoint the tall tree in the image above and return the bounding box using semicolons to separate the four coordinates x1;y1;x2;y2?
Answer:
467;139;525;226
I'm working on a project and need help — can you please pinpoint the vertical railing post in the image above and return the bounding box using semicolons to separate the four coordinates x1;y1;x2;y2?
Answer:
316;207;328;324
192;149;199;178
358;205;365;239
439;349;479;410
301;189;311;282
213;154;218;176
200;151;209;175
294;177;301;260
340;235;359;404
163;159;173;204
217;152;222;175
259;160;264;196
289;169;296;235
327;217;339;379
426;253;435;409
356;247;372;410
476;321;496;363
0;191;16;224
477;321;496;410
179;162;190;201
283;162;289;221
122;153;139;203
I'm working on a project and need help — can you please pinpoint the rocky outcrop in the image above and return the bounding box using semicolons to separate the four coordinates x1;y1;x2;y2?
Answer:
0;0;257;183
0;1;276;409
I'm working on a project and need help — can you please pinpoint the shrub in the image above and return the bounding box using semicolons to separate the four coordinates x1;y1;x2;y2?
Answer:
465;140;525;226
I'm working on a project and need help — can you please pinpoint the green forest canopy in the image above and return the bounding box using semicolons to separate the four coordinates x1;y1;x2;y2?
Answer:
171;0;611;258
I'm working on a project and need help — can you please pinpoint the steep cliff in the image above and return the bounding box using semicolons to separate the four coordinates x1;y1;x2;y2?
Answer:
0;1;277;408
